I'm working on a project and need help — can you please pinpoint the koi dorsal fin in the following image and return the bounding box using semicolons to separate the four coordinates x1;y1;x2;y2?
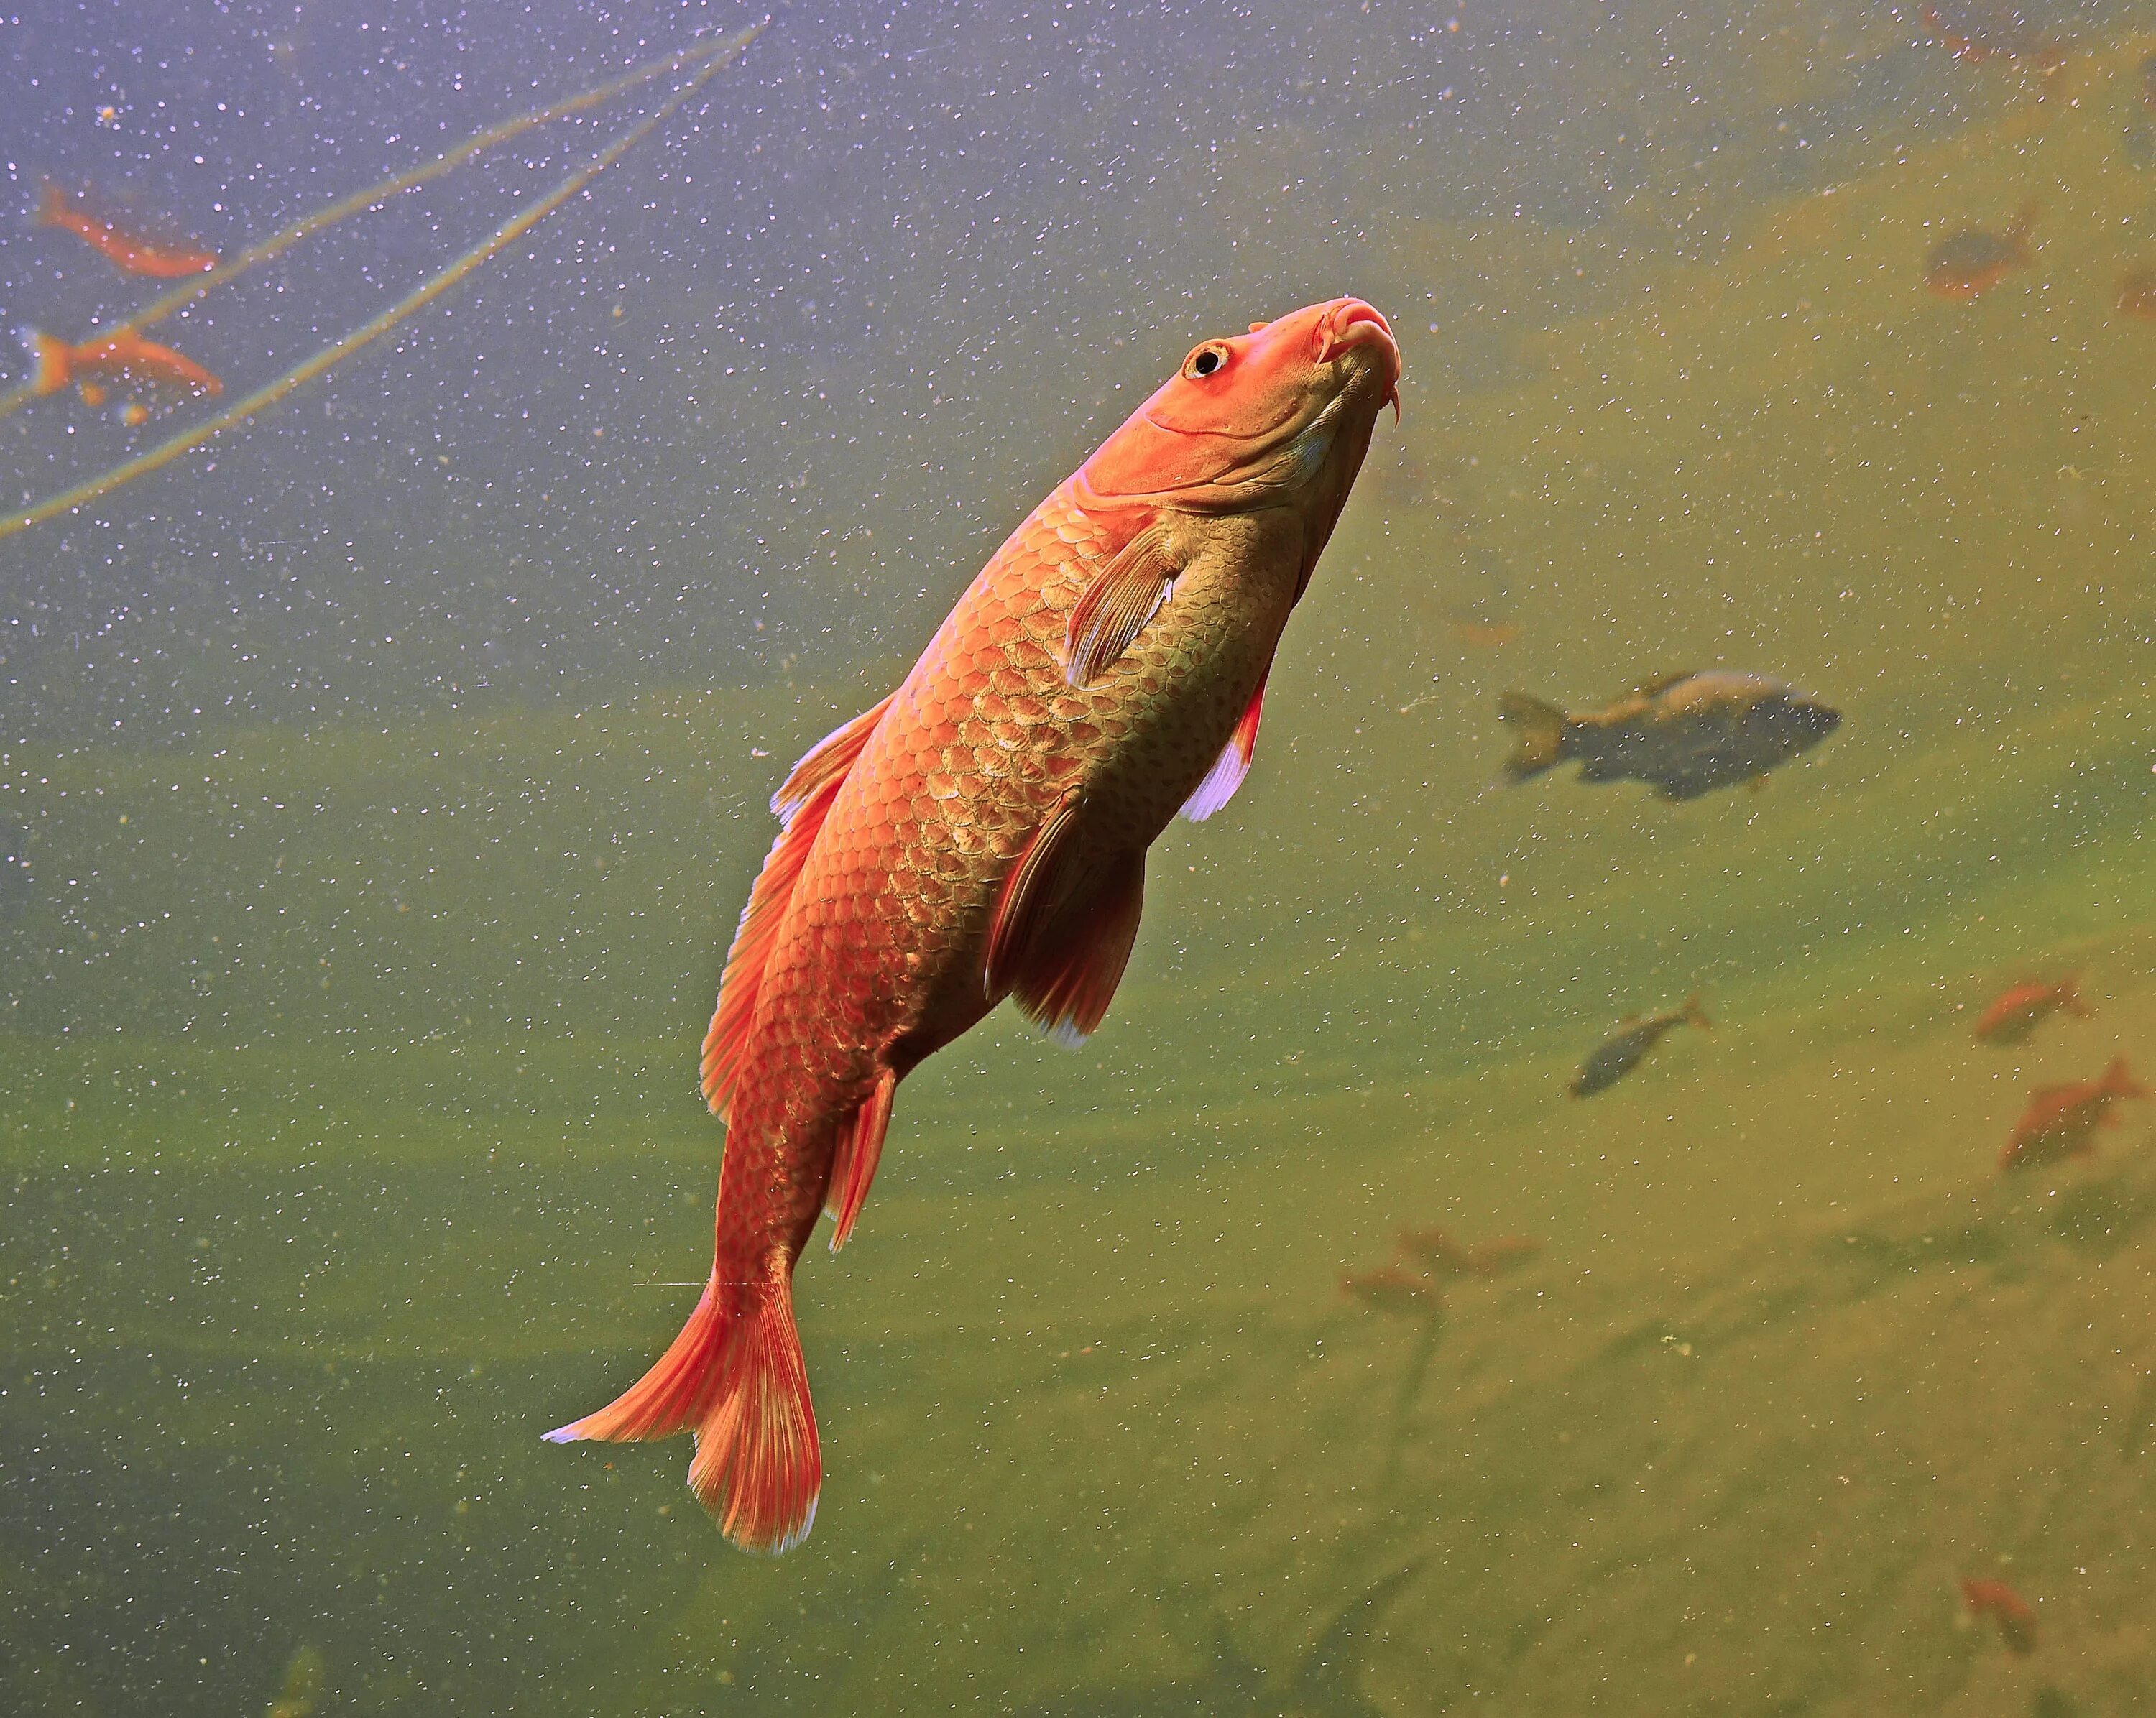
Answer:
702;698;890;1120
1064;521;1177;685
1181;671;1266;822
772;693;893;826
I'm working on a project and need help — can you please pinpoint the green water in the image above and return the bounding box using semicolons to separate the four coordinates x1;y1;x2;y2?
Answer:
8;6;2156;1714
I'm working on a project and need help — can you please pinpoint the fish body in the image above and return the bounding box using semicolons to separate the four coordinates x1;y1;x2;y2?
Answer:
1961;1578;2038;1654
19;326;222;398
1973;974;2089;1043
37;184;216;277
1499;671;1839;800
1923;203;2037;300
1999;1056;2147;1172
1570;997;1709;1098
548;299;1401;1552
2116;267;2156;320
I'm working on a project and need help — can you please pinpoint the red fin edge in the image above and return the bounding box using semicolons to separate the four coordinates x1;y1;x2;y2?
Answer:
1181;673;1266;822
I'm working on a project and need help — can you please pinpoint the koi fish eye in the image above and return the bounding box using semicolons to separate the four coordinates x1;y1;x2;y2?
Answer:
1181;342;1231;380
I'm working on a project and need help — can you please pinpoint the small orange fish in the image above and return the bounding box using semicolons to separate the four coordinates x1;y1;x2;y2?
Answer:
2115;267;2156;322
1342;1265;1445;1316
1999;1056;2147;1172
1924;203;2037;300
38;183;216;278
1961;1577;2038;1653
19;327;223;399
117;401;151;429
1973;974;2091;1043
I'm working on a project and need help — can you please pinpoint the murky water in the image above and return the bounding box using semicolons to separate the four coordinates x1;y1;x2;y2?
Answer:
6;2;2156;1712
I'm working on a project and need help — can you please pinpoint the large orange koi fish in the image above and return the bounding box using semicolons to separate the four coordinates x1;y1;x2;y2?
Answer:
549;297;1402;1551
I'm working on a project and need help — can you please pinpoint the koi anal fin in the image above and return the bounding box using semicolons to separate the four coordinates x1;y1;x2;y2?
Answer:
1182;672;1267;822
1497;692;1570;781
1008;848;1146;1046
825;1067;897;1252
1064;522;1177;685
546;1269;822;1555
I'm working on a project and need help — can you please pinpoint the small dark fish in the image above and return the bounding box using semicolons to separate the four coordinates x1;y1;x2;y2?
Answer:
1961;1577;2038;1654
1923;203;2037;300
1499;671;1840;800
1570;997;1709;1098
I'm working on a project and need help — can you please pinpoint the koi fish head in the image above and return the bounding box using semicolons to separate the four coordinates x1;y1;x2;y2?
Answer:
1077;297;1401;515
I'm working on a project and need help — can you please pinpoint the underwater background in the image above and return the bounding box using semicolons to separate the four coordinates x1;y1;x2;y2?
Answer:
6;0;2156;1710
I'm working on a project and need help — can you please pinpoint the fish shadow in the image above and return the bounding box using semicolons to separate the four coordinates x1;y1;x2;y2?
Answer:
1013;1560;1423;1718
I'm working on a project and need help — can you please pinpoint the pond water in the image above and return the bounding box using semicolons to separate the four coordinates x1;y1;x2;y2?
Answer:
5;1;2155;1712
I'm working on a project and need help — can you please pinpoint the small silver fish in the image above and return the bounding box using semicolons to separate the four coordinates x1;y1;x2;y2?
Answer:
1570;996;1710;1097
1499;670;1839;800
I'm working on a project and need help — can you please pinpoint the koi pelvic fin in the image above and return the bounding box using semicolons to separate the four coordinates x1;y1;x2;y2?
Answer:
1008;847;1146;1045
1064;522;1176;685
984;789;1085;999
826;1066;897;1252
1496;692;1569;781
546;1268;821;1555
1182;672;1267;822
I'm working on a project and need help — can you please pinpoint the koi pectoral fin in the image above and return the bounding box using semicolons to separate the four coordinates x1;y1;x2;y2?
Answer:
1063;522;1177;685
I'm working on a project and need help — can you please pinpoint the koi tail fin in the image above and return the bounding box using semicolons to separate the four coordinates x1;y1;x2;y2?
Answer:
547;1269;821;1555
18;327;70;396
2059;974;2093;1018
1681;994;1712;1031
1497;692;1570;781
2102;1056;2148;1102
36;183;68;230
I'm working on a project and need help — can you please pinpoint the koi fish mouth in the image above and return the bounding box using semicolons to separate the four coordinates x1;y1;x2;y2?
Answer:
1317;299;1401;420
